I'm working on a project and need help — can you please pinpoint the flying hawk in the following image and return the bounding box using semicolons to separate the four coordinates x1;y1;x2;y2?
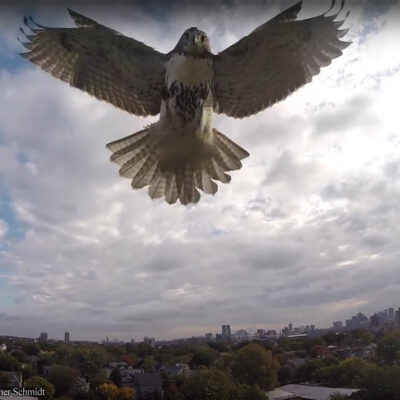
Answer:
19;0;350;205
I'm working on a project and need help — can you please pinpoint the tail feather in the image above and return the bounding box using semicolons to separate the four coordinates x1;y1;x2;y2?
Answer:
119;153;150;179
131;159;159;189
215;130;250;160
106;126;249;205
165;174;179;204
107;128;149;152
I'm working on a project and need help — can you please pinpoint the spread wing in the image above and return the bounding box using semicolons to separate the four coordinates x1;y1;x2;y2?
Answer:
213;0;351;118
19;9;165;116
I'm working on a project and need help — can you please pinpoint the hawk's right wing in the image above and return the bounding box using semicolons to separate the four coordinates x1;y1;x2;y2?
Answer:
20;9;165;116
213;0;351;118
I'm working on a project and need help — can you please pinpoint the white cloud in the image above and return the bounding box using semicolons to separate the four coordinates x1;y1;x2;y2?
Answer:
0;1;399;340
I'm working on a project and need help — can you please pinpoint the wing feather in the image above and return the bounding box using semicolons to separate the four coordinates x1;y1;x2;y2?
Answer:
20;9;165;116
214;1;351;118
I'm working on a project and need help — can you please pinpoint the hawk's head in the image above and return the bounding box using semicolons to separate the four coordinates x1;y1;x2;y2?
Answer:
174;27;211;55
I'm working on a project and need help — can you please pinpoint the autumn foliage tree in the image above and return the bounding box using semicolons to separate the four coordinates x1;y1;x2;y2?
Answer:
231;343;278;390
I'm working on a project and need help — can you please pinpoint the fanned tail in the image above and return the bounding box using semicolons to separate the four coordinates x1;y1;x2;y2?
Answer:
106;127;249;205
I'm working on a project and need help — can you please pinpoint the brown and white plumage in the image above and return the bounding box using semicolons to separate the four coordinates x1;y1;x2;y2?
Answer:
214;0;351;117
19;1;351;205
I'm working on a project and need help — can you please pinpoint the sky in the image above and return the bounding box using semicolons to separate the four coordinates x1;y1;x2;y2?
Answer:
0;0;399;342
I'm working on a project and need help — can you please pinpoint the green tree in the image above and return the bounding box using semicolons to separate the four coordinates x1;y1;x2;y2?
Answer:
0;353;21;371
295;359;323;383
25;376;55;400
0;372;12;389
25;342;41;356
277;366;292;385
110;368;122;386
240;384;266;400
48;365;79;396
143;355;156;372
354;365;400;400
180;368;239;400
352;329;372;346
189;349;216;369
231;343;278;390
377;334;400;363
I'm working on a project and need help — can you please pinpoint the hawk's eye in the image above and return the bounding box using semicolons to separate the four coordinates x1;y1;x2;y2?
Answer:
201;35;206;42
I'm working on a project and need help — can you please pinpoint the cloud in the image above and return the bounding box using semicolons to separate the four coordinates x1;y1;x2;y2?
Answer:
0;1;399;340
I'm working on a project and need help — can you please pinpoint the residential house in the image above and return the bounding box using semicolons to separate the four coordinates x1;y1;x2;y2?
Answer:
160;363;191;377
0;371;22;389
131;372;163;399
267;384;360;400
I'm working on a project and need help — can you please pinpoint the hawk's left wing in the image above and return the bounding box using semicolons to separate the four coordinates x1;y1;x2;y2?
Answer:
20;9;165;116
213;0;351;118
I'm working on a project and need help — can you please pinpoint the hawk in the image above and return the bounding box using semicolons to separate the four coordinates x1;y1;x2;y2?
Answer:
19;0;350;205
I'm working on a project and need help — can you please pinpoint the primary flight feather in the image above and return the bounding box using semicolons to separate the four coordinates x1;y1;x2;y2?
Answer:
19;0;350;205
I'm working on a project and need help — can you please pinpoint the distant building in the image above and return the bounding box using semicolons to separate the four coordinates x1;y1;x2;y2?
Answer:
345;312;369;329
222;324;231;338
333;321;343;329
370;313;380;328
395;308;400;326
39;331;48;343
143;337;156;347
388;307;395;320
256;329;266;338
205;332;213;340
288;323;293;333
64;331;70;343
266;330;277;338
0;343;6;352
233;329;249;342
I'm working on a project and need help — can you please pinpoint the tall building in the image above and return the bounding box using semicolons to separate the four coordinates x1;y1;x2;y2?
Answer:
288;323;293;333
205;333;213;340
388;308;395;320
222;324;231;338
333;321;343;329
39;332;48;343
64;331;70;343
395;308;400;326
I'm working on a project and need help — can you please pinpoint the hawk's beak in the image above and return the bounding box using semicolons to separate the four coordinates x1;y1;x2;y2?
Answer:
193;35;199;46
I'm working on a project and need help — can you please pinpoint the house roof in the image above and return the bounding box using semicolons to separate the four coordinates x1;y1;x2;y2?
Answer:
133;372;163;387
267;385;360;400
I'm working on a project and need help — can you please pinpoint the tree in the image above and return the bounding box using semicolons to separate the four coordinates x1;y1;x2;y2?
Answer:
240;384;266;400
180;368;239;400
352;329;372;346
353;365;400;400
189;349;216;369
143;355;156;372
0;353;21;371
98;383;119;400
118;387;136;400
295;359;323;383
25;342;41;356
110;368;122;386
0;372;11;389
89;370;109;389
48;365;79;396
231;343;278;390
277;366;292;385
377;334;400;363
25;376;55;400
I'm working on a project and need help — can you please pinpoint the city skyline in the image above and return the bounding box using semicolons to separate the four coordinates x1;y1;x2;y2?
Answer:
2;304;398;343
0;1;400;340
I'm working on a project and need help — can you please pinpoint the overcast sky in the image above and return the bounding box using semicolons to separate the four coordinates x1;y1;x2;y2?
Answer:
0;0;399;342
